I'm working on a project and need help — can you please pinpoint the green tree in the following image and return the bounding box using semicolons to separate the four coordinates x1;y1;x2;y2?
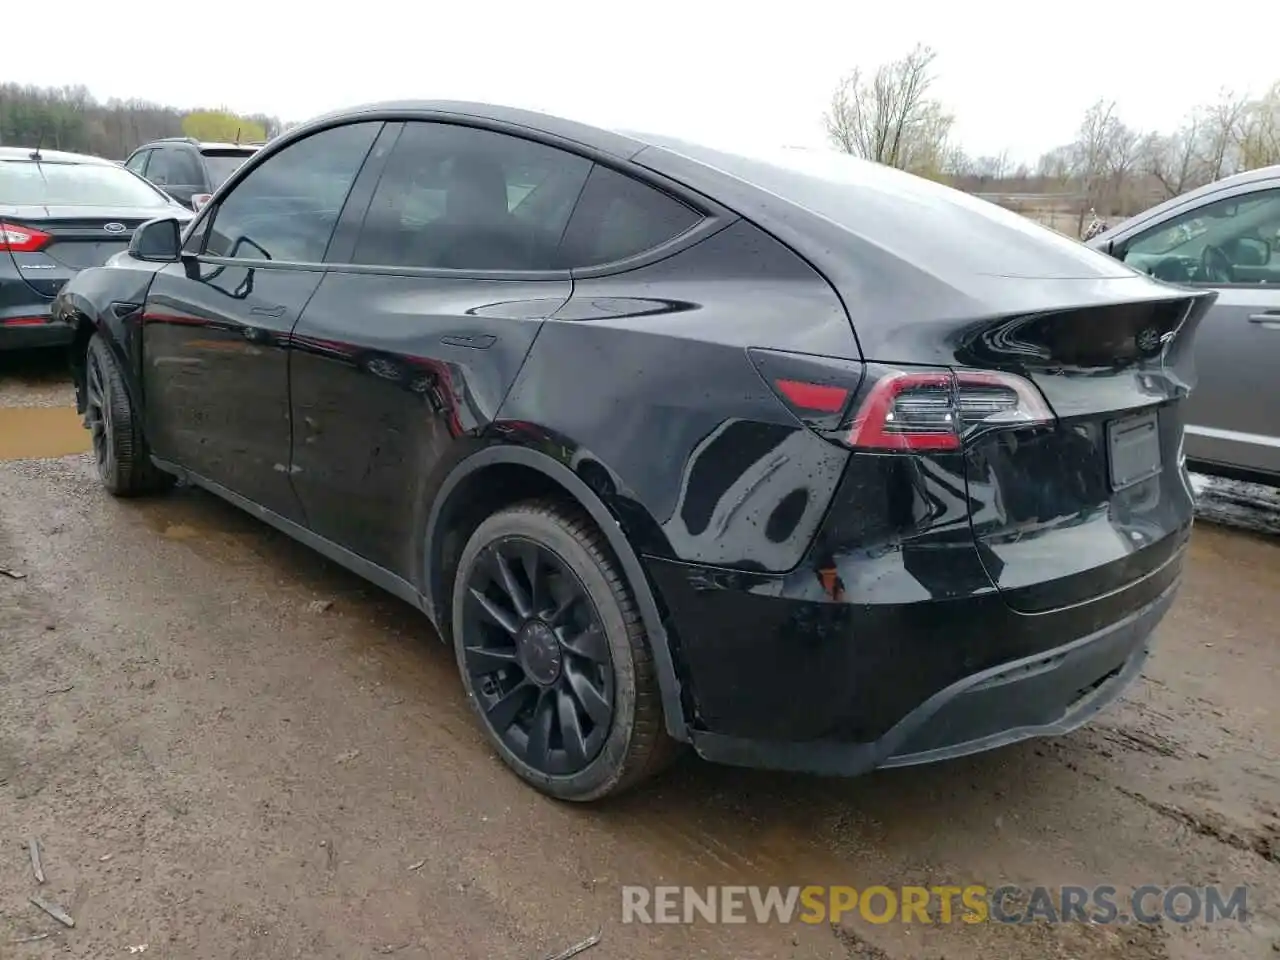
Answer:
181;110;266;143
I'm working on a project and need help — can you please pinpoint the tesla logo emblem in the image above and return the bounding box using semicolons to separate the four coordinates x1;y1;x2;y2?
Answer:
103;222;126;234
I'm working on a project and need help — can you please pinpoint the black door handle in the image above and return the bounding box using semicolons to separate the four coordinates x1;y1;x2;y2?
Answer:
250;304;286;318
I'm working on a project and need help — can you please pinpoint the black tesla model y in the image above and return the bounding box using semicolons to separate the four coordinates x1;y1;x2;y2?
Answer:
53;102;1213;801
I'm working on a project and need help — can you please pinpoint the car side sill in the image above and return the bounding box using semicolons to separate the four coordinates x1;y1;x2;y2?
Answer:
151;457;429;618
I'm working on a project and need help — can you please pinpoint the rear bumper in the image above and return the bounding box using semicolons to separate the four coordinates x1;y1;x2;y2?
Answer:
645;531;1186;776
0;313;72;351
688;578;1175;775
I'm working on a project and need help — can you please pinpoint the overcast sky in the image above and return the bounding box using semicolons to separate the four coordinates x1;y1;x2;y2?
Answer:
14;0;1279;163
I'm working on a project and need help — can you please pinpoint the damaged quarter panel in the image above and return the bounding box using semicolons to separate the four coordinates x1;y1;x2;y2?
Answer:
499;217;860;572
54;251;168;413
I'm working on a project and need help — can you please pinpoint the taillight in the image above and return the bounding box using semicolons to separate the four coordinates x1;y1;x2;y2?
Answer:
747;348;863;431
749;349;1054;451
0;222;51;253
847;365;1055;452
191;194;212;211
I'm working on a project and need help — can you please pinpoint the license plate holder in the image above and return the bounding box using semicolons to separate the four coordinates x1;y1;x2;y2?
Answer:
1107;411;1162;490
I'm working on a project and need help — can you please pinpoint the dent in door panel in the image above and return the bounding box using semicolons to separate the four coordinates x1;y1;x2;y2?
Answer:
287;271;566;578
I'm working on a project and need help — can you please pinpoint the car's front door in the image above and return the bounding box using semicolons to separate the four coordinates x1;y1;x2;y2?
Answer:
1118;184;1280;479
286;119;597;579
124;149;151;178
142;121;383;521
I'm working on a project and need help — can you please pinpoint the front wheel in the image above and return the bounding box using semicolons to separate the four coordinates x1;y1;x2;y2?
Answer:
450;500;675;801
84;332;174;497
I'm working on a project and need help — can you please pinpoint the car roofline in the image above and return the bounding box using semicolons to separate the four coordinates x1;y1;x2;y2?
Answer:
1097;164;1280;242
128;137;263;152
0;146;117;166
288;100;650;162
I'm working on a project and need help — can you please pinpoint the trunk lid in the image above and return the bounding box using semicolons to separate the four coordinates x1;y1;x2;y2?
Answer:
957;291;1215;613
2;205;169;299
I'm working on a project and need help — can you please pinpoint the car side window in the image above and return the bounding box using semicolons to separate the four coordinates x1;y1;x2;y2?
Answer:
1122;188;1280;285
145;148;172;185
350;121;592;271
560;164;702;267
168;148;203;185
203;122;380;264
125;150;150;176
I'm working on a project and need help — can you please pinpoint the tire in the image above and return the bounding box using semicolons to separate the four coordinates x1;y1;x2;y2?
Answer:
451;500;676;801
84;332;174;497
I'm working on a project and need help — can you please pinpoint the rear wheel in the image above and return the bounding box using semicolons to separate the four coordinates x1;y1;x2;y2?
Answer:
85;332;173;497
451;500;675;801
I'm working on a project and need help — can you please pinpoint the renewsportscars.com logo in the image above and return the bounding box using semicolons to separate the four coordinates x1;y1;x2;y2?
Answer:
620;884;1249;926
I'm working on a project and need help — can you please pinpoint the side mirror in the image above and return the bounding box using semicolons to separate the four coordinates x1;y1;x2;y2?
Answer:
129;217;182;262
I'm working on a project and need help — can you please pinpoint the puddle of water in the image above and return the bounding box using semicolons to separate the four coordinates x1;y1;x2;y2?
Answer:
0;407;90;460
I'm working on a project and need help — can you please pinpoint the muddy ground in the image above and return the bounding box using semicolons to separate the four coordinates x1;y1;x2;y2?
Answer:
1;349;1277;959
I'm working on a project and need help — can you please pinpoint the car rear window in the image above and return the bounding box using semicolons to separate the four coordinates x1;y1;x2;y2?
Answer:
0;159;173;208
202;150;257;188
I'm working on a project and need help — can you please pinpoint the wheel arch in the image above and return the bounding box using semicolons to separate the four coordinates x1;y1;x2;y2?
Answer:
422;444;690;741
61;297;138;417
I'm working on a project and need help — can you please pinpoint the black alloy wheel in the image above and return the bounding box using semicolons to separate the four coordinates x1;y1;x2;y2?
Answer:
461;536;616;774
84;333;174;497
84;344;111;475
451;501;675;801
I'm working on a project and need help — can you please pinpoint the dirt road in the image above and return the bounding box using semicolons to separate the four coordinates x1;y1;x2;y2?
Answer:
1;350;1277;959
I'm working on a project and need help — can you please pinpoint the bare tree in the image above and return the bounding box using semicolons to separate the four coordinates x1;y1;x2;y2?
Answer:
1240;81;1280;169
1105;119;1141;211
1036;145;1073;185
1141;113;1205;199
972;149;1012;182
1068;99;1120;233
942;146;973;178
1199;90;1249;181
824;44;955;178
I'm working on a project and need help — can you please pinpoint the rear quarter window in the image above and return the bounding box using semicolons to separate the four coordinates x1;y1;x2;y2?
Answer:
168;149;203;184
559;164;701;267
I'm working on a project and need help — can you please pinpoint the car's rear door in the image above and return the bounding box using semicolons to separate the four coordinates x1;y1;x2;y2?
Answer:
141;121;383;521
286;119;592;580
139;147;178;202
162;147;206;209
1117;182;1280;478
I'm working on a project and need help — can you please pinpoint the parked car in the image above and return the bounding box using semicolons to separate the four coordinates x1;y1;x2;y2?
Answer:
1089;166;1280;485
123;137;261;211
1;145;191;351
53;102;1212;801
